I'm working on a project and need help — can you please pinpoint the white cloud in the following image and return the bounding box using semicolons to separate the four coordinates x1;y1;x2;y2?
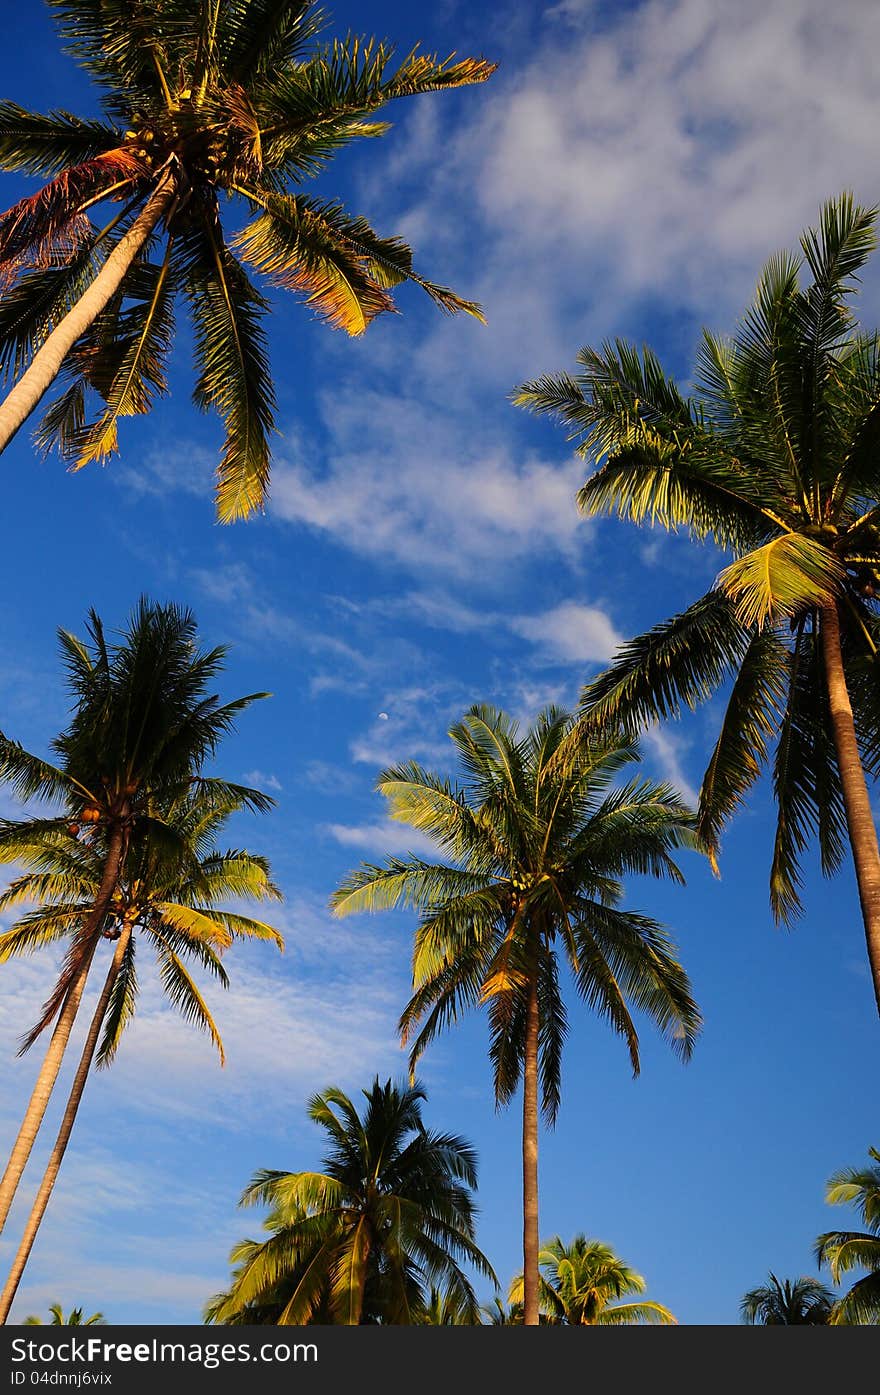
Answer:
642;724;699;807
269;391;587;579
323;819;440;859
0;899;408;1139
243;769;283;792
119;444;216;500
348;683;465;770
509;601;622;664
372;0;880;394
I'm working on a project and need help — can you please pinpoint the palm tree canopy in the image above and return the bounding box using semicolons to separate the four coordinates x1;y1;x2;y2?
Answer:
205;1077;496;1325
333;704;701;1122
509;1234;676;1325
0;0;495;519
0;784;283;1064
816;1145;880;1325
740;1272;833;1324
0;597;274;1046
23;1303;105;1325
515;194;880;923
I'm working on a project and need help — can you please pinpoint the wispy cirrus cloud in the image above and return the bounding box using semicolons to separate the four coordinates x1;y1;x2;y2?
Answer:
269;390;588;580
323;819;439;859
379;0;880;393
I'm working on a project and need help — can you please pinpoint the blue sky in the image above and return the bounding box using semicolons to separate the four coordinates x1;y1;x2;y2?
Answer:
0;0;879;1325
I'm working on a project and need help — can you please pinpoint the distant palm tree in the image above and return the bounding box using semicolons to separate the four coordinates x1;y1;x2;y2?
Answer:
740;1273;833;1324
480;1295;522;1325
23;1304;105;1326
206;1078;495;1324
510;1235;675;1325
816;1146;880;1324
0;785;282;1322
416;1285;482;1326
516;195;880;1016
333;705;701;1324
0;0;494;518
0;598;271;1240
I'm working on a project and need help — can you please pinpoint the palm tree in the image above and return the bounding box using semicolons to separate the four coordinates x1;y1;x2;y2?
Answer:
0;785;283;1322
515;195;880;1017
0;1;494;519
205;1078;495;1325
332;704;701;1325
510;1235;676;1325
416;1285;482;1325
480;1295;522;1324
740;1272;833;1324
23;1304;105;1326
816;1145;880;1324
0;597;271;1239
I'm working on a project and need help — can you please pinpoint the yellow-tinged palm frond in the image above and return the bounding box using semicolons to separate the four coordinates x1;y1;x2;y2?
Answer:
0;907;85;960
205;911;284;947
68;245;176;468
176;218;275;522
814;1148;880;1323
234;193;395;335
152;929;227;1064
716;533;844;628
152;901;234;949
594;1300;676;1325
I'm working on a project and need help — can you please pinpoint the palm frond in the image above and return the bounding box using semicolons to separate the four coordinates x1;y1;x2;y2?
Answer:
0;103;123;176
716;533;844;628
176;218;275;521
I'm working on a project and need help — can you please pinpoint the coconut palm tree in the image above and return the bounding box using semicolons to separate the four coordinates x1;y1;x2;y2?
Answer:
515;195;880;1016
816;1145;880;1324
0;784;282;1322
416;1285;482;1326
332;705;701;1325
480;1295;522;1324
510;1235;676;1325
740;1272;833;1325
0;597;271;1238
206;1078;495;1325
0;1;493;519
22;1304;105;1326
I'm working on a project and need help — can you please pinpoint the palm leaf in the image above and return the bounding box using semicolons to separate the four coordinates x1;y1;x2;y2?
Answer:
176;218;275;521
716;533;844;628
0;103;122;177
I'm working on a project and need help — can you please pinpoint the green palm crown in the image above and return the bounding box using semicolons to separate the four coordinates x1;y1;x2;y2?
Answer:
0;0;495;518
333;704;701;1119
510;1234;676;1325
816;1145;880;1325
516;194;880;930
205;1077;496;1325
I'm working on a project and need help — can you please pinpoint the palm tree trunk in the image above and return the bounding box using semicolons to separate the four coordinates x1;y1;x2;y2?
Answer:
0;172;177;455
820;603;880;1015
0;920;133;1324
522;975;540;1326
0;823;127;1234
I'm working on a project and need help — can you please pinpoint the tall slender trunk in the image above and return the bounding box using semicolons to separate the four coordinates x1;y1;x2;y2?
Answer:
0;172;177;455
522;974;540;1327
820;603;880;1015
0;920;133;1324
0;824;127;1234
